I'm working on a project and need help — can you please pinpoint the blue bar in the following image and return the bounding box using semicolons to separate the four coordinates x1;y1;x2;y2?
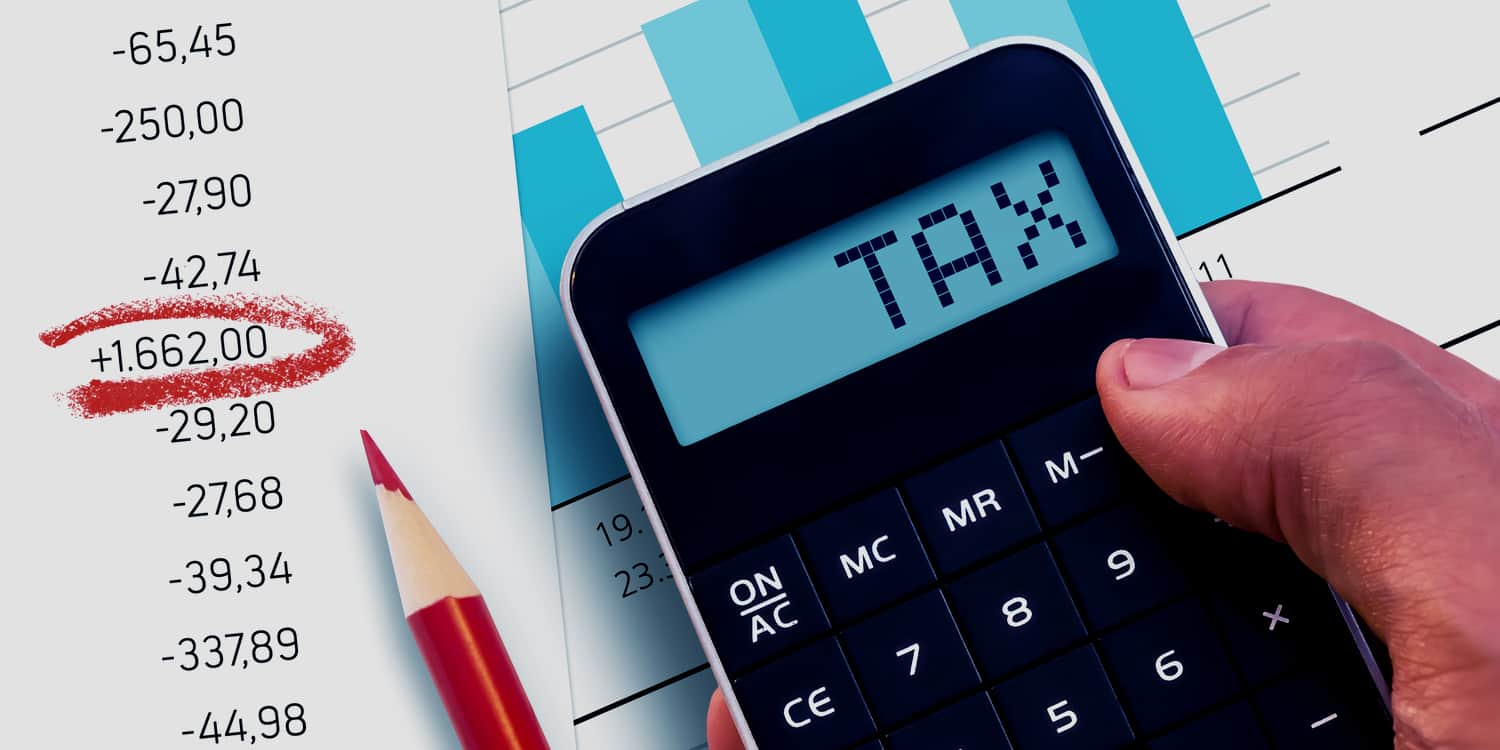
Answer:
513;107;623;292
949;0;1092;62
524;228;629;505
644;0;799;163
748;0;890;120
1068;0;1260;231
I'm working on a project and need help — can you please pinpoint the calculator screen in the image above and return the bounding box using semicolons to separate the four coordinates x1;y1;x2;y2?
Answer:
631;131;1119;445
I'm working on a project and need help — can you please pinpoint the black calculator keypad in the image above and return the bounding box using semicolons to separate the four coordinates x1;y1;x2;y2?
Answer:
691;535;830;673
1053;503;1191;629
903;441;1040;573
696;398;1391;749
1008;398;1139;526
843;590;979;725
733;638;875;748
991;645;1134;750
1098;600;1240;734
1148;702;1269;750
887;693;1012;750
800;489;936;623
949;543;1086;678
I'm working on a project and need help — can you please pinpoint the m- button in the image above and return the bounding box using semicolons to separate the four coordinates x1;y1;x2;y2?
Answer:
691;536;830;674
903;441;1040;573
1009;398;1142;526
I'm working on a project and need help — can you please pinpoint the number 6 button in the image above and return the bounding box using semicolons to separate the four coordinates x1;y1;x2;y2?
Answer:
1098;600;1240;734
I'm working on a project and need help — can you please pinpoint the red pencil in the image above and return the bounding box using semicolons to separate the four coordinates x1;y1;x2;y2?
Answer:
361;430;550;750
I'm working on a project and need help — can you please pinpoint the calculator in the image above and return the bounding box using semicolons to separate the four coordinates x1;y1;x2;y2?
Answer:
563;40;1391;750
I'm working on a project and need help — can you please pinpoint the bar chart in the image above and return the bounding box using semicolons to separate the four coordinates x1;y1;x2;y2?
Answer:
499;1;1341;747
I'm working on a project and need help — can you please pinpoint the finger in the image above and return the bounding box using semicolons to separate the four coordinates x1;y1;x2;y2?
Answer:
707;689;745;750
1097;336;1498;640
1099;336;1500;747
1202;280;1500;421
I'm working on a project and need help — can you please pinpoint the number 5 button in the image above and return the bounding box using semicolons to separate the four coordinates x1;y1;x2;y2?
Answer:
1098;600;1240;735
991;645;1132;749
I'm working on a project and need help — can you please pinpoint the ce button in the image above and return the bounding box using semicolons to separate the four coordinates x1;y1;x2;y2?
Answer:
735;640;875;748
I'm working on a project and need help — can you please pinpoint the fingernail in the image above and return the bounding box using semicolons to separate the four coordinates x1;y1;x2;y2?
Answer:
1121;338;1226;389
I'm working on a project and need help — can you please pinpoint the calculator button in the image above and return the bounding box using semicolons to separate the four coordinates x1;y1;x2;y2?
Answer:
949;543;1086;679
1097;599;1240;734
888;693;1013;750
903;441;1040;573
852;743;885;750
691;536;830;674
842;590;980;726
1007;398;1141;527
733;639;875;749
1147;701;1269;750
991;645;1133;750
1253;672;1389;748
1208;552;1349;686
799;489;936;623
1052;503;1191;630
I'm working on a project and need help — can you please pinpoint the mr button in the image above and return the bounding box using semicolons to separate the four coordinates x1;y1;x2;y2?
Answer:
691;536;830;674
904;441;1040;573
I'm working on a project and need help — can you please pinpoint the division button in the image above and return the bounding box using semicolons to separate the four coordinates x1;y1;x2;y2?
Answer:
888;693;1012;750
798;489;936;623
1097;599;1240;735
991;645;1133;750
948;543;1086;679
1007;398;1143;527
733;639;875;750
842;590;979;726
903;441;1040;573
690;536;830;674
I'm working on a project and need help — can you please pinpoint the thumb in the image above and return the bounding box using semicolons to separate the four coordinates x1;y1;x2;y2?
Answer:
1098;337;1500;748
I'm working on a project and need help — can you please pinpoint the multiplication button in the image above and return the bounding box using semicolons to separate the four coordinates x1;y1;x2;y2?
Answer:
690;536;829;674
799;489;935;623
733;639;875;750
903;440;1039;573
1008;398;1141;527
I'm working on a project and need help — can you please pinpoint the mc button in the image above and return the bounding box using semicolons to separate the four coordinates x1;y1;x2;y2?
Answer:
799;489;935;623
691;536;830;674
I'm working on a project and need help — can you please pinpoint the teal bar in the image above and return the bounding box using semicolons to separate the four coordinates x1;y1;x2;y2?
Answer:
748;0;890;120
949;0;1092;61
644;0;799;163
524;229;629;506
513;107;622;292
1067;0;1260;231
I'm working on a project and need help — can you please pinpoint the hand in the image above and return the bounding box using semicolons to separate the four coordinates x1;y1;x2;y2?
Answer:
706;281;1500;750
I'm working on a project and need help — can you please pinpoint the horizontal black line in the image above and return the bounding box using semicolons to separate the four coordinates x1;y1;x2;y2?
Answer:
551;474;631;512
573;662;710;725
1441;318;1500;350
1176;167;1342;241
1419;96;1500;136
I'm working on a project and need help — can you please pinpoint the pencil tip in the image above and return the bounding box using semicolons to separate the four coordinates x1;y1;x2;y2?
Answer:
361;430;413;501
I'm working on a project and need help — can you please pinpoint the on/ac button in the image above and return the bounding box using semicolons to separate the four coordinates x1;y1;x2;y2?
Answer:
689;536;830;674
